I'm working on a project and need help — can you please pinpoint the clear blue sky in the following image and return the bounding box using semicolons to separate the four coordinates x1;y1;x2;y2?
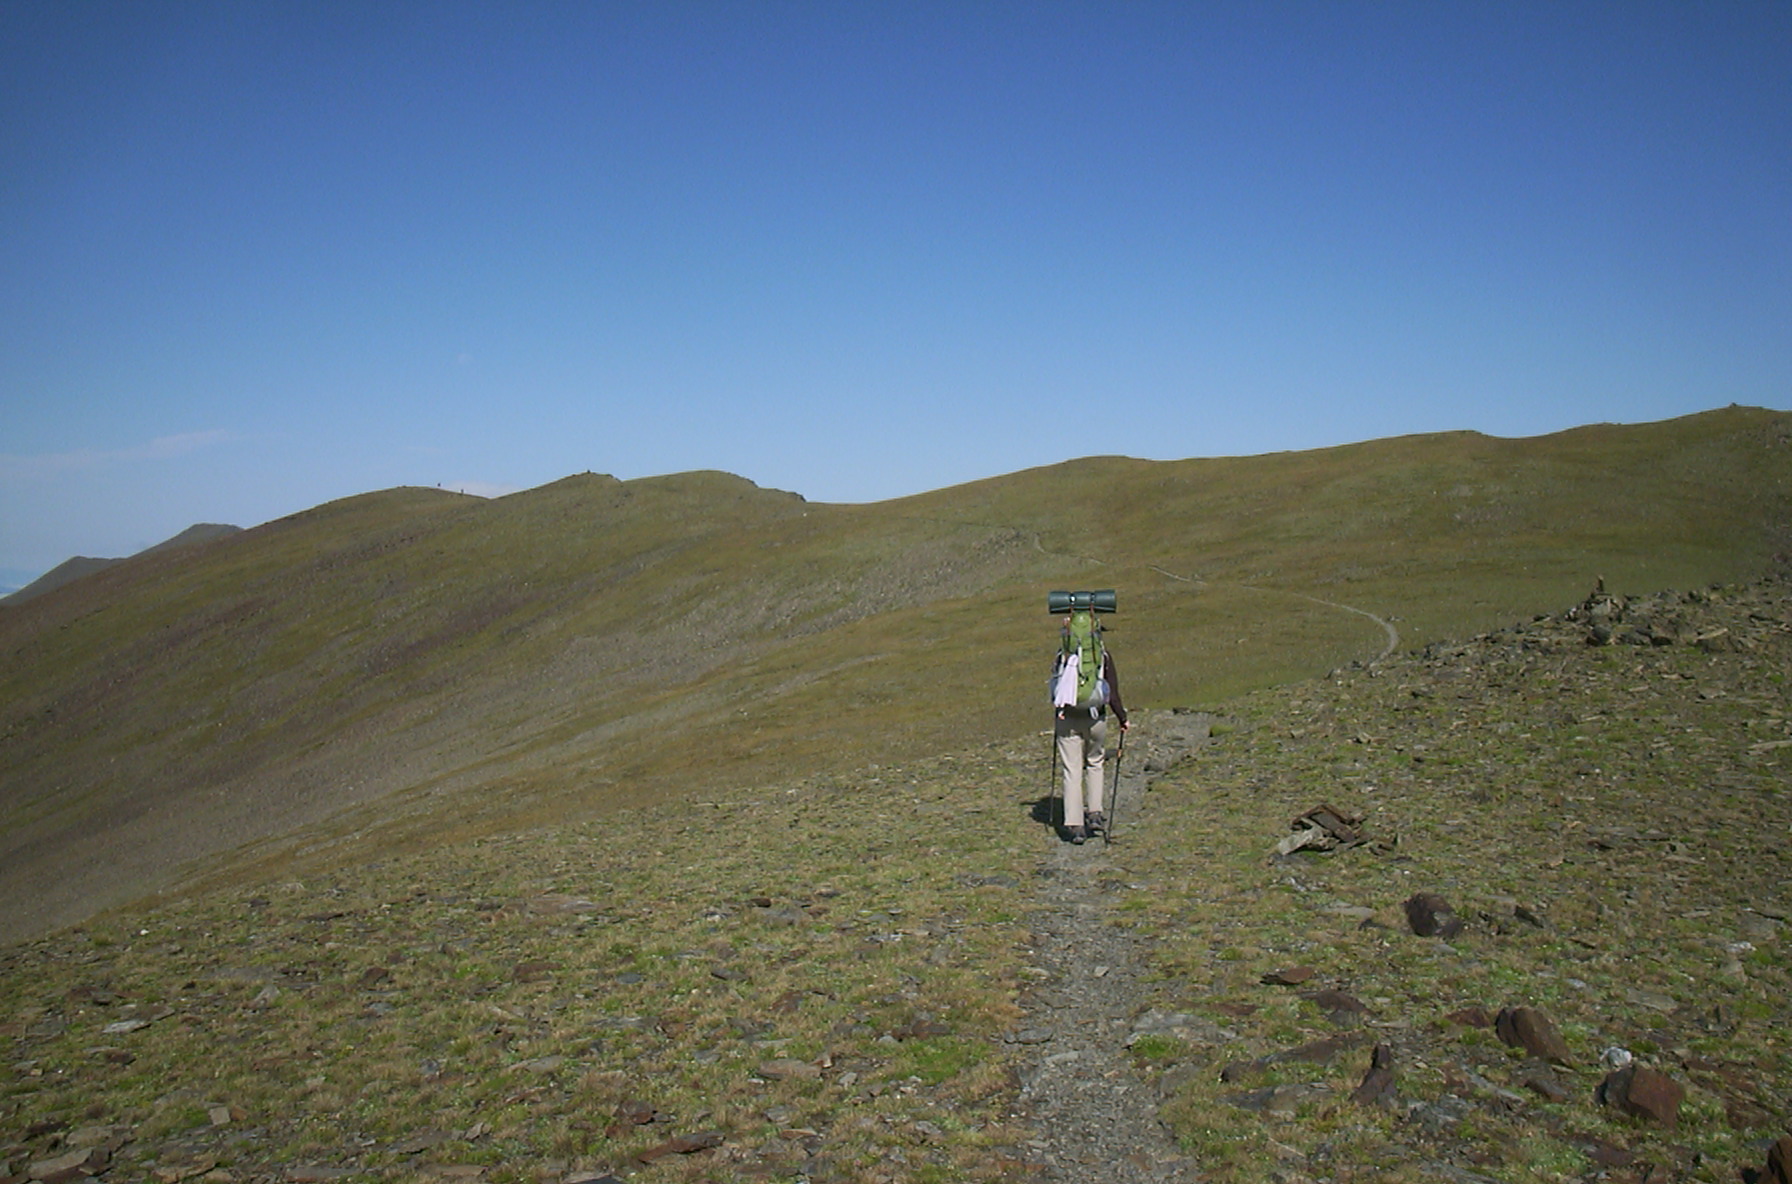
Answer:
3;1;1788;587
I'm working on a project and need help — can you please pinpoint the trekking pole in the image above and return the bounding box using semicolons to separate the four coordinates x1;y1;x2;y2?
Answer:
1047;722;1061;831
1104;728;1127;847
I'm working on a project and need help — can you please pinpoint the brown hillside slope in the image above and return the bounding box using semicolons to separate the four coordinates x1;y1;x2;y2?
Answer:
1;524;241;606
0;407;1788;945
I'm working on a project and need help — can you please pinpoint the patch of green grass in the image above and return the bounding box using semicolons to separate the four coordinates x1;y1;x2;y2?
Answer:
1128;1033;1184;1063
894;1036;987;1086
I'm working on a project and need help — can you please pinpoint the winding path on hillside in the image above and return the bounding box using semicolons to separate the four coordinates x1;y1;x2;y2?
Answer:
1222;578;1401;663
1033;532;1401;664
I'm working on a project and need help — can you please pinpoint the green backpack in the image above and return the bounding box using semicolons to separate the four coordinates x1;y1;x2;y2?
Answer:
1052;609;1110;710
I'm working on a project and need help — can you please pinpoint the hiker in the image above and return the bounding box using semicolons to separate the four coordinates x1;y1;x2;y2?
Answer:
1052;609;1128;844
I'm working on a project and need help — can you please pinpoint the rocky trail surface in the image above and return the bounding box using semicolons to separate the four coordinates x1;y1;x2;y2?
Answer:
1012;711;1216;1181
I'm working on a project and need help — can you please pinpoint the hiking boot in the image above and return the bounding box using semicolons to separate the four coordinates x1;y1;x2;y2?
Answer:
1086;811;1107;835
1066;825;1087;845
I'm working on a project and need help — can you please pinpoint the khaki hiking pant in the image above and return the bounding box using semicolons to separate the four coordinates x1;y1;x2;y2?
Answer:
1055;710;1107;828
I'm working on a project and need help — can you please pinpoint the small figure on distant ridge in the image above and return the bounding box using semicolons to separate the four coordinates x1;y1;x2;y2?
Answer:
1048;592;1128;845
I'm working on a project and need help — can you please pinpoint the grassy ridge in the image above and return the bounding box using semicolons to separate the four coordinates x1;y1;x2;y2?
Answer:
1;407;1789;942
1;578;1785;1183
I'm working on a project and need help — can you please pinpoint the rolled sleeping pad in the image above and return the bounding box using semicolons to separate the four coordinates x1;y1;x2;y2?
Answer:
1047;588;1117;614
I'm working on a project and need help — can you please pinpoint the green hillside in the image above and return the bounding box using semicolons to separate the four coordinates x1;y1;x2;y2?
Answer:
1;406;1788;944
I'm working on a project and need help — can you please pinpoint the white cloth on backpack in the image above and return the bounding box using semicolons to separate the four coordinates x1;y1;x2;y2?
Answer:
1051;651;1081;708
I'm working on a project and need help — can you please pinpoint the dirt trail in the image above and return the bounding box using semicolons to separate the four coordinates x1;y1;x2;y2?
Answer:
1150;561;1400;664
1012;710;1215;1181
1041;537;1399;666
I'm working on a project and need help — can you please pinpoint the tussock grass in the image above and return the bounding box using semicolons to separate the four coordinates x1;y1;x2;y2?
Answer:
1;740;1053;1180
1112;579;1792;1181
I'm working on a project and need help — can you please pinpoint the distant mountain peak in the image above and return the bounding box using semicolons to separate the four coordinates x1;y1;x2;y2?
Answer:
1;523;241;606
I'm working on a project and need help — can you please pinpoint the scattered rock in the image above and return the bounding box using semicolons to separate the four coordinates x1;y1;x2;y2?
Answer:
392;1131;451;1156
1260;965;1316;986
1270;804;1365;857
1623;987;1677;1013
1266;1034;1363;1065
603;1099;660;1138
756;1058;822;1081
28;1145;109;1183
1126;1009;1238;1045
1597;1065;1685;1128
1300;989;1369;1026
1444;1006;1494;1029
1351;1043;1397;1107
768;989;809;1014
1220;1082;1333;1116
1694;628;1736;653
633;1131;724;1163
61;1124;126;1151
1512;904;1548;928
891;1018;951;1040
1495;1006;1571;1064
1408;1093;1474;1133
1566;1134;1635;1168
1520;1068;1572;1102
151;1155;220;1183
962;873;1018;889
1222;1033;1366;1086
1693;1002;1738;1035
511;961;554;983
528;893;599;914
1762;1135;1792;1184
1404;893;1464;939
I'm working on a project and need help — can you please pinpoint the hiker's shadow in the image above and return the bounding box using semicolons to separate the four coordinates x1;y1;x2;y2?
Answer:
1027;795;1059;830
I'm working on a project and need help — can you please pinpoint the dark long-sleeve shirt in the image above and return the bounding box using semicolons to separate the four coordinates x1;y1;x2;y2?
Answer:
1100;651;1128;726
